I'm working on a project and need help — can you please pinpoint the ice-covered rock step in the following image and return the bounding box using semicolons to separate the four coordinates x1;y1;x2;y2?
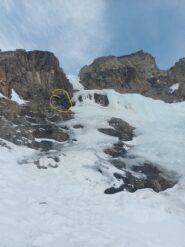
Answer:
73;90;109;107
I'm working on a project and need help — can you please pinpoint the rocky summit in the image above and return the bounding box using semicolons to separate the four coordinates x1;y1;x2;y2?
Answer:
0;49;73;150
79;50;185;102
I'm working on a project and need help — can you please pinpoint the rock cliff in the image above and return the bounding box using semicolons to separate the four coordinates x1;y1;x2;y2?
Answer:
0;49;73;149
79;50;185;102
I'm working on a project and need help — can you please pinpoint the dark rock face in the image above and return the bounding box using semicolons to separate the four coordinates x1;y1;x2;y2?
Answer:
104;162;177;194
94;93;109;106
73;124;84;129
76;92;109;106
0;49;73;149
109;117;135;140
99;117;135;141
104;142;127;158
79;50;185;102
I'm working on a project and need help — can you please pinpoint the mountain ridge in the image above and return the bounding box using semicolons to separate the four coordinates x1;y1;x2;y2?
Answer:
79;50;185;102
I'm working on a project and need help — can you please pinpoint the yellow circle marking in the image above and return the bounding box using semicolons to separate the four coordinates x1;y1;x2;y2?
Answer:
50;88;72;113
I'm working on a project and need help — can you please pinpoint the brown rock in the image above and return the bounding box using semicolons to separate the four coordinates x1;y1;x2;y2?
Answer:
79;50;185;102
79;50;159;94
0;50;73;149
0;49;73;100
104;162;177;194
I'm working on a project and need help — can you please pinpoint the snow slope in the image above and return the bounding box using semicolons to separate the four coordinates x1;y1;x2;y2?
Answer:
67;75;84;90
72;89;185;175
0;78;185;247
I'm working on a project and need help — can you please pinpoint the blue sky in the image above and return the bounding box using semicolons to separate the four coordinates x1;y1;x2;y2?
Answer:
106;0;185;70
0;0;185;74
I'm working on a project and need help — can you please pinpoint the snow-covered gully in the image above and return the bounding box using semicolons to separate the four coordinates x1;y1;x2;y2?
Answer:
0;77;185;246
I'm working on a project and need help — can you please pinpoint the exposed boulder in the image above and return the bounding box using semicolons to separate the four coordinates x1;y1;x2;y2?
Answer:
73;124;84;129
76;92;109;107
168;58;185;98
104;142;128;158
104;162;177;194
94;93;109;106
99;117;135;141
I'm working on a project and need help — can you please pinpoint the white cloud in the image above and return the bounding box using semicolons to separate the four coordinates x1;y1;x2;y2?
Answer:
0;0;109;73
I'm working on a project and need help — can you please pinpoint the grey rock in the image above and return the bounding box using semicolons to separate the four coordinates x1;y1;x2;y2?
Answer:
104;144;127;158
76;92;109;106
109;117;135;141
94;93;109;106
99;117;135;141
111;159;126;170
73;124;84;129
104;162;177;194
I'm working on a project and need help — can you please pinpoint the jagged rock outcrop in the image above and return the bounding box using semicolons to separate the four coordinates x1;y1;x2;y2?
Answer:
79;50;185;102
0;49;73;150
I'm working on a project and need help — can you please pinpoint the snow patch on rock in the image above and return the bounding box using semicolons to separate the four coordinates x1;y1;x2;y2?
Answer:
11;89;26;105
169;83;179;93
